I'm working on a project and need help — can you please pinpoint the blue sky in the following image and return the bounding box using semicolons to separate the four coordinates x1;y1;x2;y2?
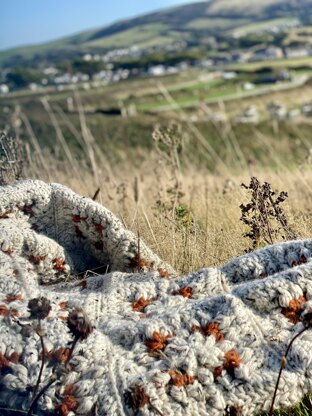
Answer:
0;0;205;51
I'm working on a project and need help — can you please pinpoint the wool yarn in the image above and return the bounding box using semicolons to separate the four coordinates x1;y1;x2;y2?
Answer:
0;180;311;416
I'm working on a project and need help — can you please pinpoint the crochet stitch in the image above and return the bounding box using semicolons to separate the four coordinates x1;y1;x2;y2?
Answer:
0;180;311;416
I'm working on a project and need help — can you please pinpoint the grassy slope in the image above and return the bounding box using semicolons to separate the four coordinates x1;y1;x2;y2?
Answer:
0;29;98;61
1;0;311;67
231;17;300;35
85;23;170;48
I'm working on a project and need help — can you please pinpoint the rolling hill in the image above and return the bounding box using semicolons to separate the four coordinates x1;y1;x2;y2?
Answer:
1;0;311;68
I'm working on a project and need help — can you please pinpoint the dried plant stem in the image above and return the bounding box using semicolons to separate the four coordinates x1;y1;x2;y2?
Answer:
268;326;308;416
92;187;100;201
32;320;46;399
65;335;79;369
27;374;58;416
262;201;274;245
148;400;165;416
27;335;79;416
137;229;141;273
268;193;296;239
0;407;41;416
142;210;160;251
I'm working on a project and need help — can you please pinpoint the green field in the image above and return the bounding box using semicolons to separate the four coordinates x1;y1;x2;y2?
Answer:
231;17;300;35
85;23;170;48
226;56;312;71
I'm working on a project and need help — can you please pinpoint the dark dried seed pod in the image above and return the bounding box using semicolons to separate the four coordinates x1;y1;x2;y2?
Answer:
28;297;51;320
302;310;312;328
67;308;93;340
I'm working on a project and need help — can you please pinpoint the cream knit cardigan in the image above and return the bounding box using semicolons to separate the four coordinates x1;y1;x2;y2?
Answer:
0;180;311;416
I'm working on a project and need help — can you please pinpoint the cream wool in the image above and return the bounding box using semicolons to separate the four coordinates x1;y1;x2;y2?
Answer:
0;180;311;416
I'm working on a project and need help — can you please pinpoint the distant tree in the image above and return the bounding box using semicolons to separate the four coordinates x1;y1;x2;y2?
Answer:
71;60;104;77
6;67;41;88
300;14;312;25
56;59;104;77
239;34;273;48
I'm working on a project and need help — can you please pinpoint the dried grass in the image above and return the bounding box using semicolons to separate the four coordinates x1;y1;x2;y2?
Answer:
23;153;312;273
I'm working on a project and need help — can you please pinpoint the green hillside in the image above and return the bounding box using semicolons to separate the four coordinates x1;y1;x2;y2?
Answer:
0;0;311;68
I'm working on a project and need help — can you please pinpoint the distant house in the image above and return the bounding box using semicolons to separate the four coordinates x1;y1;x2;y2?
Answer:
221;71;237;80
287;109;300;119
243;82;255;91
250;47;284;62
285;48;309;59
0;84;9;95
196;59;213;68
29;83;40;91
231;51;250;63
266;47;284;60
83;54;92;62
54;73;73;84
43;67;58;76
148;65;166;76
302;102;312;117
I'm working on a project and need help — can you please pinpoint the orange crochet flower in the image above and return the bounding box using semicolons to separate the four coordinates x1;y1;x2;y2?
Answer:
59;301;68;311
126;385;150;409
53;258;67;273
157;268;169;278
5;294;23;303
0;352;10;372
72;214;87;223
214;350;242;381
132;296;155;312
291;255;307;267
281;295;307;324
56;395;78;416
77;279;87;289
223;350;242;376
168;370;196;387
0;305;18;318
53;348;70;364
213;366;223;381
4;248;13;256
192;322;224;342
29;255;47;264
8;352;20;364
93;221;105;234
225;404;244;415
0;210;11;219
145;331;172;352
129;254;153;271
172;287;193;298
0;305;7;316
63;384;76;396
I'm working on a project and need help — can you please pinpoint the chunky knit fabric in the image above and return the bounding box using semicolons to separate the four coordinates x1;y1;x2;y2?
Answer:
0;180;311;416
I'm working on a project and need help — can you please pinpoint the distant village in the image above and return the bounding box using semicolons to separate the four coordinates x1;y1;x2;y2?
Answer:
1;36;312;96
0;17;312;101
